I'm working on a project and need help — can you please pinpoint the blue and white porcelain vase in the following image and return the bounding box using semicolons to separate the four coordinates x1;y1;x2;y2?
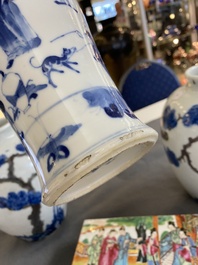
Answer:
0;113;67;241
161;65;198;198
0;0;158;206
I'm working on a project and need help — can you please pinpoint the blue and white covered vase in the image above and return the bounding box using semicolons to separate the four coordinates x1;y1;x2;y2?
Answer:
0;113;67;241
161;65;198;198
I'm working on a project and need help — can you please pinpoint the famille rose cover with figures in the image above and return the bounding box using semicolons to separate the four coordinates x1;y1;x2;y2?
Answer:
71;215;198;265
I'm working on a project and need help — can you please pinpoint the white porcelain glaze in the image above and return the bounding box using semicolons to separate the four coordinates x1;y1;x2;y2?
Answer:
0;0;158;205
0;114;67;241
161;65;198;198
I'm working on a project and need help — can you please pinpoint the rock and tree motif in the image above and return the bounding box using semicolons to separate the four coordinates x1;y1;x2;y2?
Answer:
0;143;65;241
161;104;198;174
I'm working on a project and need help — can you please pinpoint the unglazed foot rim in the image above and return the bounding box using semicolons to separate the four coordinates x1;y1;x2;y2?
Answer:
42;127;158;205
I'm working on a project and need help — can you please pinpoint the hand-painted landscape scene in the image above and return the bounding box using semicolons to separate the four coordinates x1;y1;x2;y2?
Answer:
72;215;198;265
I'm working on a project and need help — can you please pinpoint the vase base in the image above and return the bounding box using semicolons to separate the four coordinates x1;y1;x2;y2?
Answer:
42;126;158;205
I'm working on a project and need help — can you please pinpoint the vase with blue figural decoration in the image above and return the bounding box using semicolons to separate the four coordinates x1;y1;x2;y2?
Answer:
161;65;198;198
0;0;158;206
0;113;67;241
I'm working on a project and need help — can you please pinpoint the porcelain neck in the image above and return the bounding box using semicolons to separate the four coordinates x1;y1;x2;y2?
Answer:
186;65;198;88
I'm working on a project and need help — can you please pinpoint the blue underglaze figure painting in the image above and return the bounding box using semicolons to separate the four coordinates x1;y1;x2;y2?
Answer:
30;47;79;88
0;0;41;69
0;71;47;120
51;27;107;70
37;124;81;172
54;0;78;13
82;87;137;119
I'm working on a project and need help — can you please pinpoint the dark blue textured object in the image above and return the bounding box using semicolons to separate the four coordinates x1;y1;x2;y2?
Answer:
182;105;198;127
120;60;180;111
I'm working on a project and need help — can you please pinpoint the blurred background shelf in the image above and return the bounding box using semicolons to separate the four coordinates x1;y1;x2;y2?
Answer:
79;0;198;86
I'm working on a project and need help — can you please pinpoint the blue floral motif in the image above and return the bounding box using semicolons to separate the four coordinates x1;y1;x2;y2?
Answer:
15;143;25;152
182;105;198;127
165;148;180;167
0;154;7;166
162;106;178;130
82;87;136;119
0;191;41;210
17;207;64;241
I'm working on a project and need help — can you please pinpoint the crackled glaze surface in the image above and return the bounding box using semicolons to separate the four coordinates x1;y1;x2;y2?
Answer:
161;65;198;198
0;0;157;205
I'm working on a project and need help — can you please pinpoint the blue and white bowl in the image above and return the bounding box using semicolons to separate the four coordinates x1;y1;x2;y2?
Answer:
0;114;67;241
161;65;198;198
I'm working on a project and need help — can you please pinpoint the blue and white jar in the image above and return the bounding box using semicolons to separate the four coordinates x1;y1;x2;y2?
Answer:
0;113;67;241
161;65;198;198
